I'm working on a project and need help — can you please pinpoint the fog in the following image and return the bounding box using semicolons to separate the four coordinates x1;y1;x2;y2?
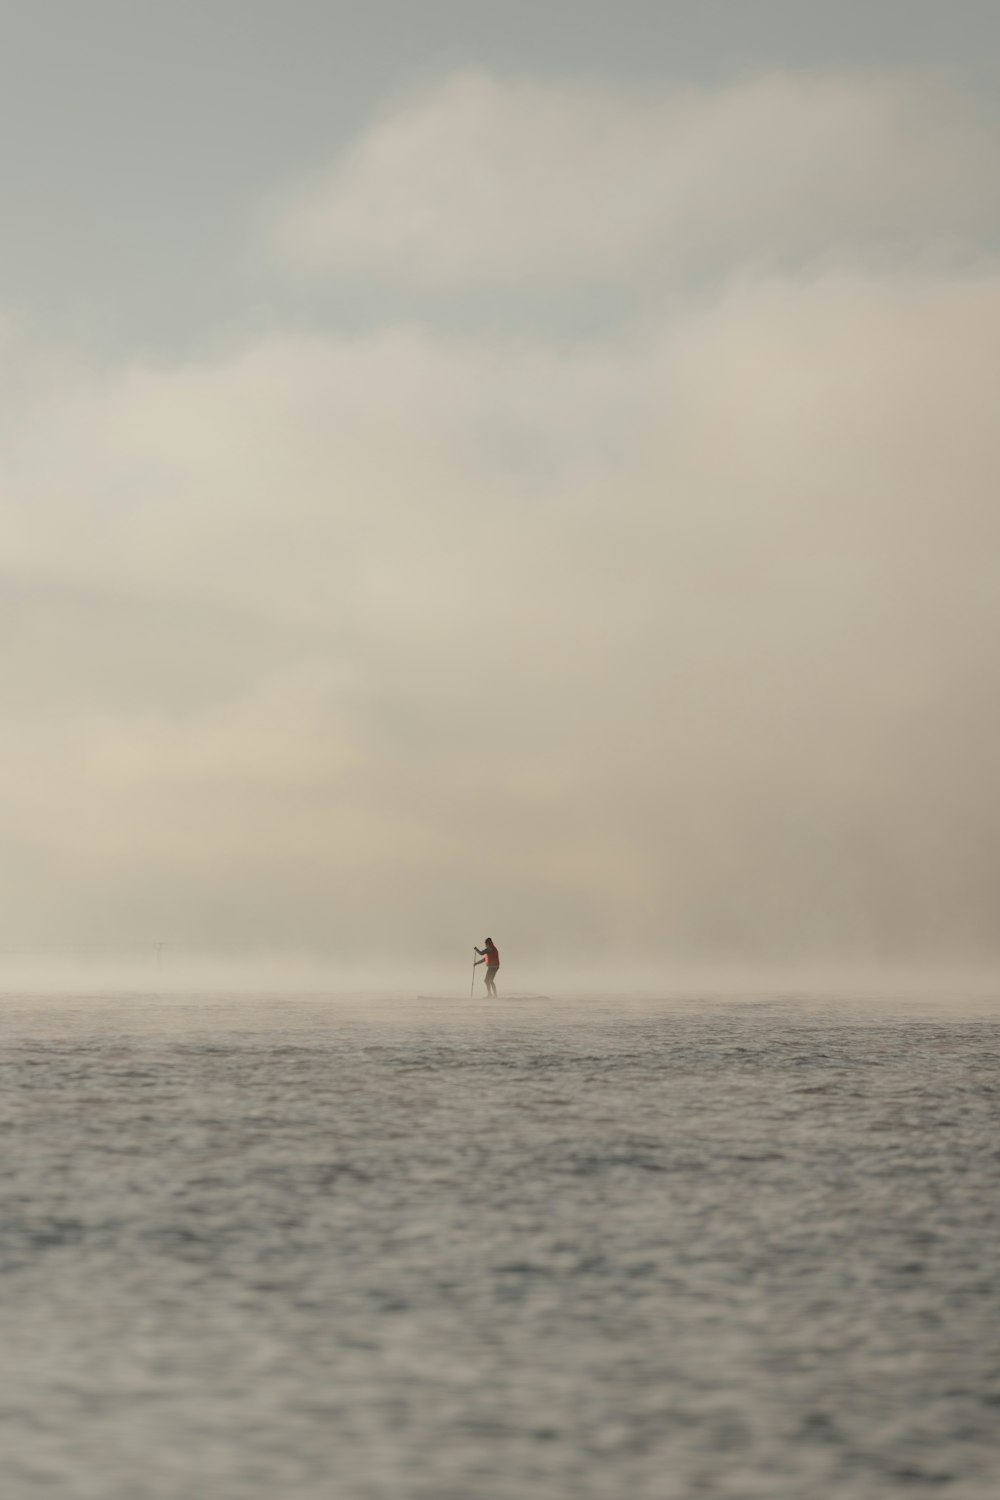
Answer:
2;25;999;977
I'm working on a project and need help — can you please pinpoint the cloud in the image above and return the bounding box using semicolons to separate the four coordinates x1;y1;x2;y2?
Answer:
3;265;1000;960
271;70;997;288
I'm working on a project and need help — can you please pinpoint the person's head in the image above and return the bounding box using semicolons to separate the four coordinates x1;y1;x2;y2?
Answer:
485;937;493;945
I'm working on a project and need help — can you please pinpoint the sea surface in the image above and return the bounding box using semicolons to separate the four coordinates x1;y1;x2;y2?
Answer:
1;988;998;1499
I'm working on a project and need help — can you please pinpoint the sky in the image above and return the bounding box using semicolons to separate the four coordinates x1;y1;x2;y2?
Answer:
2;1;1000;968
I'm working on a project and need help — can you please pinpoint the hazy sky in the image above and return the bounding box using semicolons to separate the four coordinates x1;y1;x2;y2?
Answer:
3;2;1000;964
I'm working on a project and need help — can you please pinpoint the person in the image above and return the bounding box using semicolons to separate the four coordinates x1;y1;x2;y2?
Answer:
474;938;500;997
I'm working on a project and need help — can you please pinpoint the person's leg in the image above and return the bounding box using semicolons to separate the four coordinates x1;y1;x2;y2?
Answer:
487;965;498;996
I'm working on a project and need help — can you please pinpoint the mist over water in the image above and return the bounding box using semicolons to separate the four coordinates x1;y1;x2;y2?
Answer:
3;986;998;1499
4;950;1000;1003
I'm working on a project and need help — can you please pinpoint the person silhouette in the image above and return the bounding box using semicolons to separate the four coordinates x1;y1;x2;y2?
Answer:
474;938;500;996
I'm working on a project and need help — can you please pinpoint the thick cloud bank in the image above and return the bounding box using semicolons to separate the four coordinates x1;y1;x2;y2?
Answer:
272;71;996;286
3;69;999;965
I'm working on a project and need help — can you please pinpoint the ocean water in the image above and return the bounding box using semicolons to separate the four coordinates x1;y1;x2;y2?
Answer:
1;989;998;1499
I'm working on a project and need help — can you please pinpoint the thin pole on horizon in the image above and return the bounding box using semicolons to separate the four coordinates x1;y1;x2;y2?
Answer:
470;949;477;999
